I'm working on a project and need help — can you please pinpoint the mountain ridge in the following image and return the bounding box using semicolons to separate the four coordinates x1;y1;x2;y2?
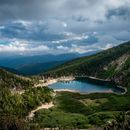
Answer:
43;41;130;87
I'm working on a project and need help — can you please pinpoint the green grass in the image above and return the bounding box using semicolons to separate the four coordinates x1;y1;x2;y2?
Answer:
33;108;89;129
32;88;130;128
55;91;130;115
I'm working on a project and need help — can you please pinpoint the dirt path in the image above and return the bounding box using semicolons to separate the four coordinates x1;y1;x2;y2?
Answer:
28;102;54;119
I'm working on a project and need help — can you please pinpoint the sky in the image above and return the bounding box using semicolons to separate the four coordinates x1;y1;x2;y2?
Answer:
0;0;130;55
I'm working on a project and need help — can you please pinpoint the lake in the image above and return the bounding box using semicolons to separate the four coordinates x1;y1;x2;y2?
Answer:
49;78;125;94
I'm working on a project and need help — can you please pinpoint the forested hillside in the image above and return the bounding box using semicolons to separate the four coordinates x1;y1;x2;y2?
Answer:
44;41;130;87
0;68;53;129
0;68;33;89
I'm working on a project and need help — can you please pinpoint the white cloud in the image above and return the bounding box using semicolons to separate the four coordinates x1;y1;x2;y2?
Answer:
98;43;113;50
51;34;89;44
0;40;50;55
13;20;32;27
57;45;69;50
62;22;67;27
0;26;5;29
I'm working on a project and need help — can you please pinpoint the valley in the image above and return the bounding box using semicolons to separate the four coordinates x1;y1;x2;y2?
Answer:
0;41;130;130
1;0;130;129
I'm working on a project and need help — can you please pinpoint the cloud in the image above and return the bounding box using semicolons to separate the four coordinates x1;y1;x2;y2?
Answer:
0;0;130;22
62;22;67;28
0;0;130;55
0;39;50;55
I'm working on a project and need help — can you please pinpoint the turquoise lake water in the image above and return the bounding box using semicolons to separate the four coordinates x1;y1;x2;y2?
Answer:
49;79;124;94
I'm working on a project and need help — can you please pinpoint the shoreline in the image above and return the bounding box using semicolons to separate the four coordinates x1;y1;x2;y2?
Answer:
76;76;111;82
35;76;127;95
35;76;75;87
54;89;122;94
117;85;127;95
54;89;76;92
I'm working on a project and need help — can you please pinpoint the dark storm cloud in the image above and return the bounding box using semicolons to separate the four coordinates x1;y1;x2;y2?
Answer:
106;7;130;19
0;0;129;22
0;0;56;22
0;0;130;55
0;21;65;41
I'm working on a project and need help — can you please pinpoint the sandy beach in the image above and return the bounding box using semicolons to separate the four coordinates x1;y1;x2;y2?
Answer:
54;89;76;92
35;76;75;87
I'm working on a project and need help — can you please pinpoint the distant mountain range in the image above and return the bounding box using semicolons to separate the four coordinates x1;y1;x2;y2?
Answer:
17;61;65;75
0;51;98;75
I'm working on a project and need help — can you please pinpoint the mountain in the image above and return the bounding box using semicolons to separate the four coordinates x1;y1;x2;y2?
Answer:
0;52;98;69
0;52;98;75
0;66;22;75
17;61;65;75
0;53;79;68
44;41;130;87
16;52;99;75
0;68;33;89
